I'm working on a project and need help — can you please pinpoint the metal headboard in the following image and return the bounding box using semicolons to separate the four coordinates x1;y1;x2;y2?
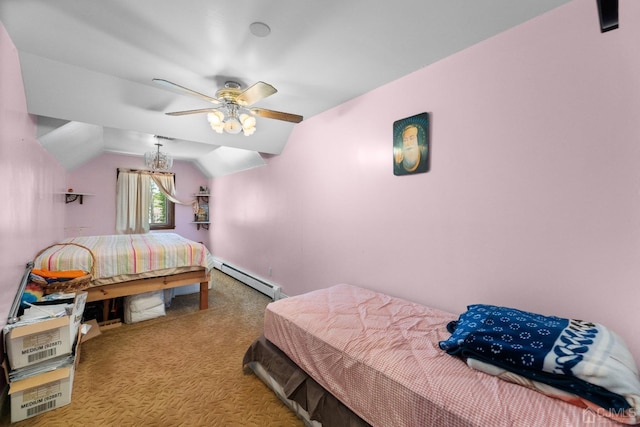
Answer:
8;262;34;324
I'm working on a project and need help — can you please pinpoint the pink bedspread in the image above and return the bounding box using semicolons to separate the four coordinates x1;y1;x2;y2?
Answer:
264;284;620;427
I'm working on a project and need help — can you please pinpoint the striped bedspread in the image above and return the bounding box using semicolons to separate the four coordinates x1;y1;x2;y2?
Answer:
33;233;215;283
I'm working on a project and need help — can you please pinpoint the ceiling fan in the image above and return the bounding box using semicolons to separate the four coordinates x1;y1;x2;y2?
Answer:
153;78;303;136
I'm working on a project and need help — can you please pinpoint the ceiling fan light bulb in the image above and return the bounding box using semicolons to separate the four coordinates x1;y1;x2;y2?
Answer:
243;122;256;135
207;111;224;124
224;117;242;134
240;114;256;128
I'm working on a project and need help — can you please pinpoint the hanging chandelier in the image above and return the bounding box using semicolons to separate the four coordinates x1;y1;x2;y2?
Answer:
145;141;173;171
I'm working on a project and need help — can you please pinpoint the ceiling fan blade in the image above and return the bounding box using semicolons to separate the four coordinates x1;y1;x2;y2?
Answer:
153;78;220;104
251;108;303;123
165;108;219;116
236;81;277;106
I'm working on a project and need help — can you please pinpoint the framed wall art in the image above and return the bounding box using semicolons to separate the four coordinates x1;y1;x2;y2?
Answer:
393;112;429;176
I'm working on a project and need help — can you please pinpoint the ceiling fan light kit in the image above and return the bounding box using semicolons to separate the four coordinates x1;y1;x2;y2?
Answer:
207;103;256;136
153;78;303;136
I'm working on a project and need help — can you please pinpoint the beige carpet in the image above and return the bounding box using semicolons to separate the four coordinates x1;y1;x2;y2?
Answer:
2;270;304;427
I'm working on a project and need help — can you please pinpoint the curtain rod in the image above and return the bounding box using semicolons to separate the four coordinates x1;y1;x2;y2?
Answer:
117;168;175;176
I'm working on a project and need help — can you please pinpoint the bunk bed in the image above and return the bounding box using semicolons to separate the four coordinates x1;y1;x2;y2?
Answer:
32;233;214;319
244;284;640;426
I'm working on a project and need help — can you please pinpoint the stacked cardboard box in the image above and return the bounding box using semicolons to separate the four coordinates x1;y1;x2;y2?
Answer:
2;292;87;423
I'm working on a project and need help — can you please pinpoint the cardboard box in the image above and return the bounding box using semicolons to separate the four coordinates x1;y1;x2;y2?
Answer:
3;292;87;370
75;319;101;367
8;364;74;423
2;319;100;423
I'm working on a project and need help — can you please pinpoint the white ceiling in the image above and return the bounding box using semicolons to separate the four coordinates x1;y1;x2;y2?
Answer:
0;0;572;177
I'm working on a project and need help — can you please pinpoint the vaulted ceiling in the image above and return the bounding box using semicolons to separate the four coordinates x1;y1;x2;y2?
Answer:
0;0;571;177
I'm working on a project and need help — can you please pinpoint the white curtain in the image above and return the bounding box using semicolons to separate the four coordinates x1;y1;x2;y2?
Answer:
151;174;180;204
116;171;151;234
150;173;197;210
116;170;198;234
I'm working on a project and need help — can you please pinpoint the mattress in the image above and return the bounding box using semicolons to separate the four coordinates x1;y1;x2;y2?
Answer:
264;284;620;427
33;233;215;286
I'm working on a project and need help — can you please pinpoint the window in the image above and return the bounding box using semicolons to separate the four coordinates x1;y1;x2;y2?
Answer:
149;180;175;230
116;169;178;234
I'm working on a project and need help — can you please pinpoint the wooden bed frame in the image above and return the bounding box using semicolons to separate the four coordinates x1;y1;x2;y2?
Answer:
85;269;210;321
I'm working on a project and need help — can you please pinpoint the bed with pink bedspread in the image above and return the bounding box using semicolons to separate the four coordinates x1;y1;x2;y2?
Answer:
243;284;640;426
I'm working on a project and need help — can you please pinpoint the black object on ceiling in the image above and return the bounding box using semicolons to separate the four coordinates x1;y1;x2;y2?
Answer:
597;0;619;32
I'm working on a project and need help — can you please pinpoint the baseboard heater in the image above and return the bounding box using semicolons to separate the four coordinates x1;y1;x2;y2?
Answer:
213;259;281;300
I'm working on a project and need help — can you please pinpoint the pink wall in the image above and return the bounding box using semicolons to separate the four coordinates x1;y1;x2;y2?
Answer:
66;152;212;248
0;21;212;330
212;0;640;360
0;23;66;328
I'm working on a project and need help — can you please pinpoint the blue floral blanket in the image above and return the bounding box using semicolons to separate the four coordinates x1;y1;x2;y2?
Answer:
439;304;640;417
